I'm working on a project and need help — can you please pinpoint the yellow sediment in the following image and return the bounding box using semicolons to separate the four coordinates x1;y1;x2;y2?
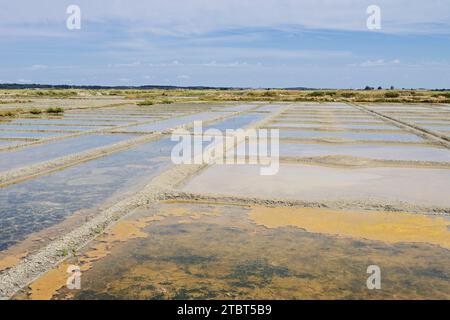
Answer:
79;243;110;272
79;216;163;272
0;256;21;271
76;207;222;273
249;206;450;249
0;252;28;271
26;205;222;299
29;263;69;300
159;206;222;219
27;216;162;300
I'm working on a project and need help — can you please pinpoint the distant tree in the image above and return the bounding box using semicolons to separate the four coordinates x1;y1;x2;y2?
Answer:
377;86;382;90
364;86;374;90
390;85;395;90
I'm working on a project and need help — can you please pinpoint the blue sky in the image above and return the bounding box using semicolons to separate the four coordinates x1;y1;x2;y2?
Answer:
1;0;449;88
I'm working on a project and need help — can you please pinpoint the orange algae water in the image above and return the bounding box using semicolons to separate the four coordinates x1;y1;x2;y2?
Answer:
16;203;450;300
249;206;450;249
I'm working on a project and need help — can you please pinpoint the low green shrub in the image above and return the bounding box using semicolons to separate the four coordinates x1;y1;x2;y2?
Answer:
29;108;42;114
0;108;23;117
340;92;355;98
136;99;155;106
308;91;326;97
46;107;64;114
384;91;400;98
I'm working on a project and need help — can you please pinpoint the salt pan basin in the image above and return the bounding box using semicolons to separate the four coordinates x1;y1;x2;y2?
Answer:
182;164;450;207
277;144;450;162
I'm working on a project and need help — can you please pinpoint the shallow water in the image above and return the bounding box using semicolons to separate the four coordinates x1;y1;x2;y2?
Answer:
271;123;397;130
329;123;398;129
10;119;127;126
182;164;450;207
38;202;450;300
368;105;431;111
381;110;441;114
192;113;266;132
412;120;450;125
217;104;257;113
278;143;450;162
279;130;423;142
400;115;450;120
0;131;67;139
0;134;135;172
63;113;166;119
282;112;368;117
123;112;229;132
279;114;379;120
0;138;175;251
275;118;385;124
0;124;106;131
0;140;23;146
257;104;284;112
421;125;450;131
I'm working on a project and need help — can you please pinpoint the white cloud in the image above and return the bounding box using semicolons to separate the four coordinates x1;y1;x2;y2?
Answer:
0;1;449;36
108;61;141;68
351;59;401;67
26;64;48;71
177;75;190;79
201;61;256;68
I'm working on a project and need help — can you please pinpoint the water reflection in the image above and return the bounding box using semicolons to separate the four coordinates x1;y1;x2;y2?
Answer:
45;203;450;300
278;130;423;141
0;134;135;171
0;138;174;251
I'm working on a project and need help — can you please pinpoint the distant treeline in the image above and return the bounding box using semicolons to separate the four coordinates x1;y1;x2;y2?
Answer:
0;83;245;90
0;83;447;91
0;83;314;90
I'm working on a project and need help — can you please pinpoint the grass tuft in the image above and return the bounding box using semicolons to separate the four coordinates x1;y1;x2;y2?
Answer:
46;107;64;114
384;91;400;98
29;108;43;114
136;99;155;106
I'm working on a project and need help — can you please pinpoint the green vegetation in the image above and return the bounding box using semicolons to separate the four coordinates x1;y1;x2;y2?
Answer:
29;108;43;114
340;92;355;98
307;91;326;97
0;99;31;104
136;98;174;105
46;107;64;114
136;99;155;106
1;89;449;112
34;90;79;98
384;91;400;98
262;90;277;97
437;92;450;99
94;226;105;234
0;108;23;117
